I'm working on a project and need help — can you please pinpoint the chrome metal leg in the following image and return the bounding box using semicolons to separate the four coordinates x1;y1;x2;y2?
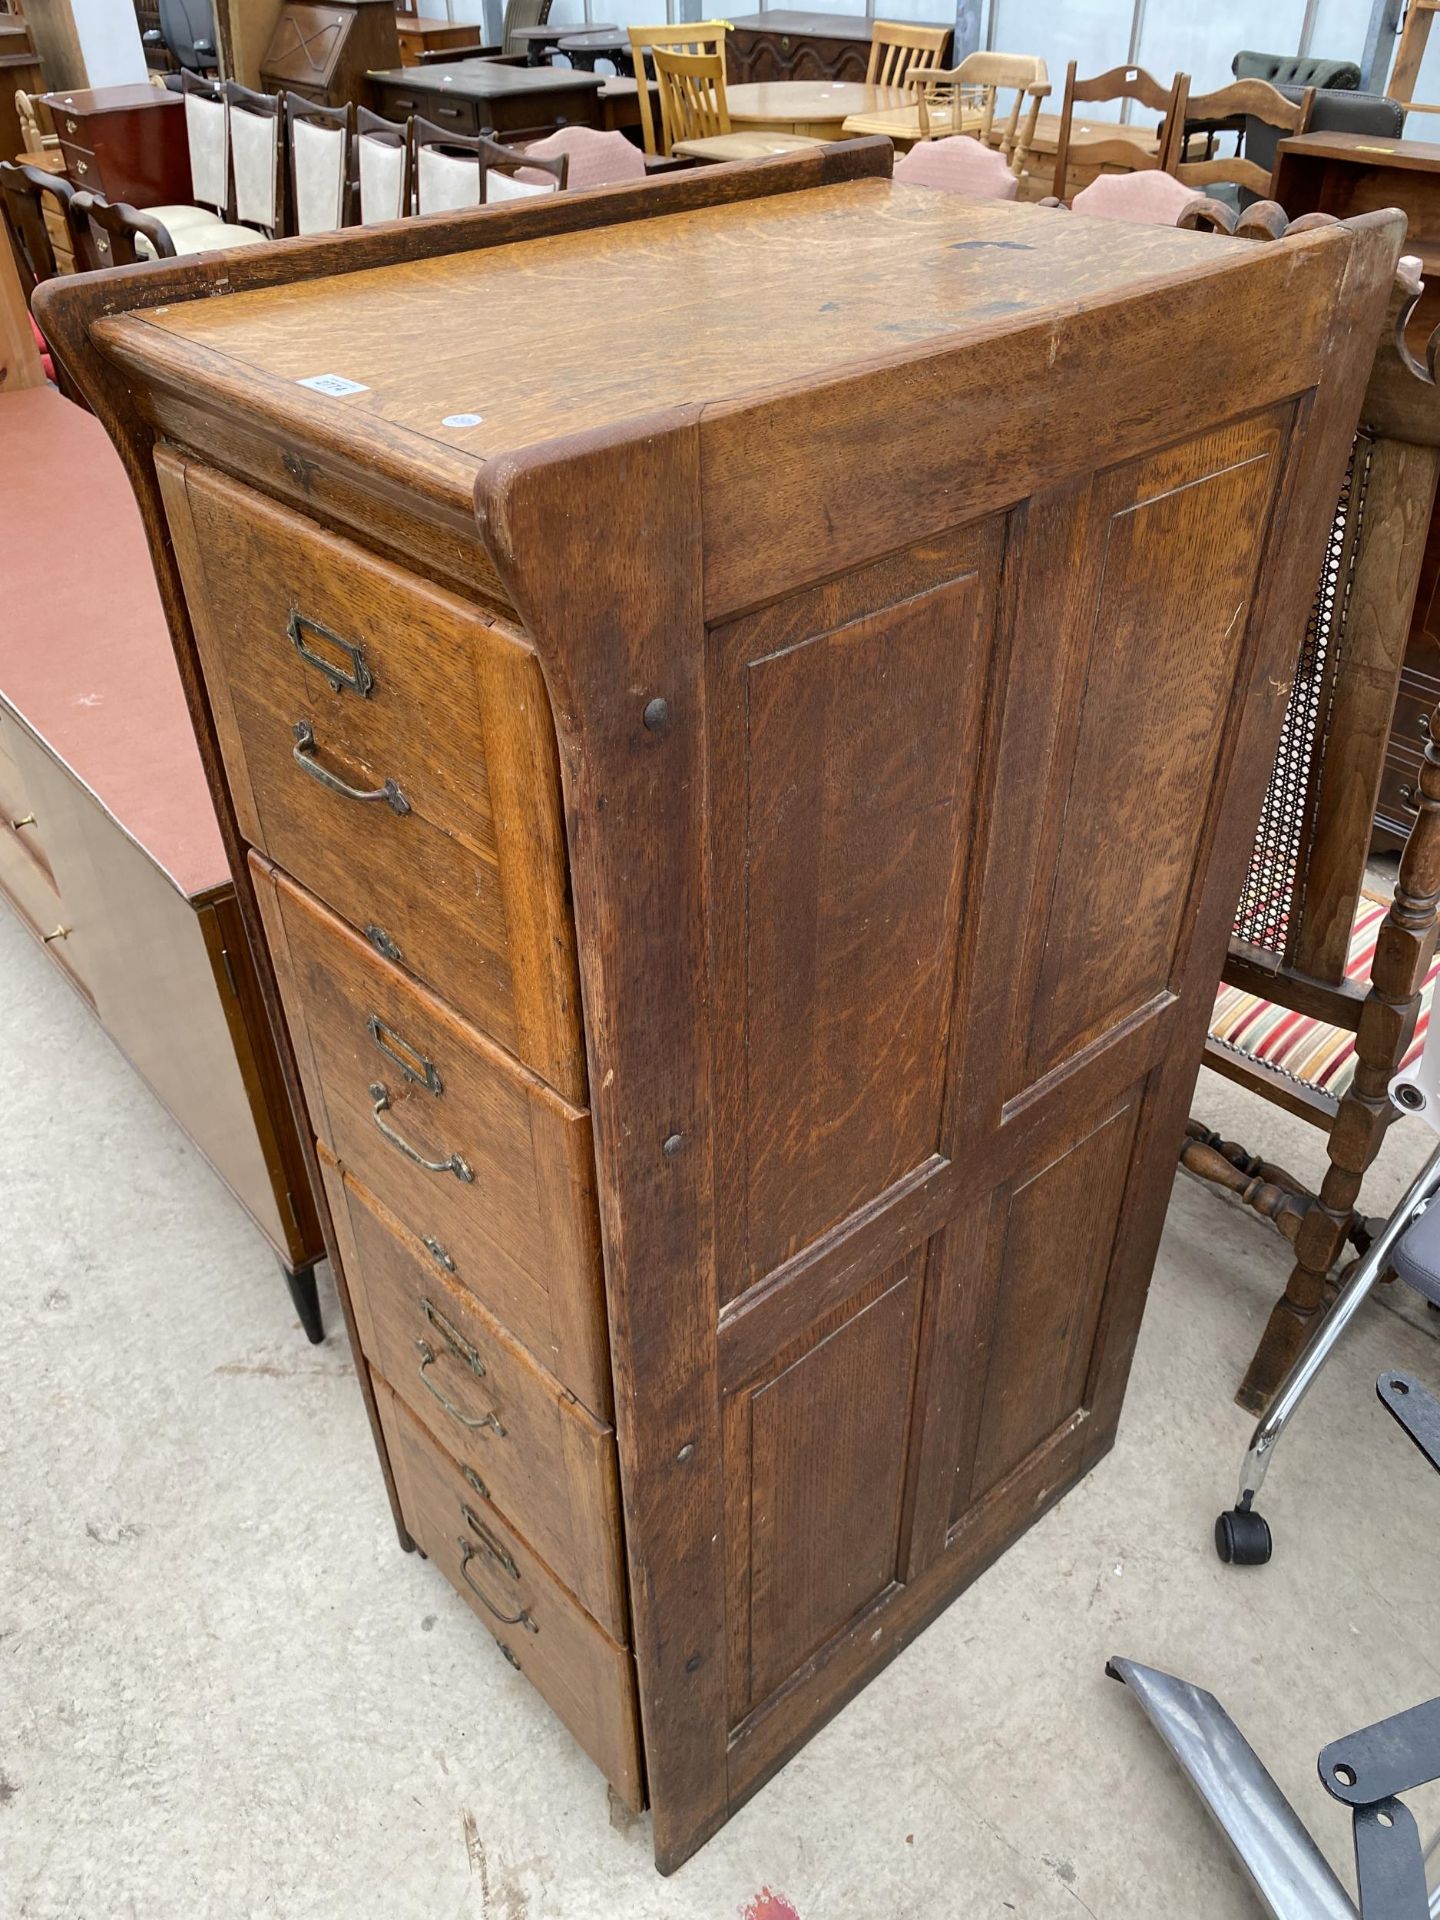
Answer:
1217;1142;1440;1564
1106;1658;1358;1920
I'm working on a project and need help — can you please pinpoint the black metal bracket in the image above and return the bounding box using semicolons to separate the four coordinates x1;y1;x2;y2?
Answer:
1378;1370;1440;1476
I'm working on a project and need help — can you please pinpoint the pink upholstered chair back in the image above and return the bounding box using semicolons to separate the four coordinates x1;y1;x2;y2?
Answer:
1070;169;1203;225
892;136;1019;200
519;127;647;192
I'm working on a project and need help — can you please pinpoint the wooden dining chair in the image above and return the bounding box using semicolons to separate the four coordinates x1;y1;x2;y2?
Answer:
650;45;824;163
412;121;566;214
1180;260;1440;1412
910;52;1050;176
866;21;950;90
1051;63;1188;201
69;192;177;268
518;125;646;191
1172;79;1316;204
0;160;74;294
893;135;1018;199
624;22;728;158
286;94;352;235
355;105;412;224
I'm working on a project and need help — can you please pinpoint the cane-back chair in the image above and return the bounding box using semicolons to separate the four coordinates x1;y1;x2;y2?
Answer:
1182;258;1440;1412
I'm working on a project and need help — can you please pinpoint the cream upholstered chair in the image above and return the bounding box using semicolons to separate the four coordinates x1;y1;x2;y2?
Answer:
519;126;645;191
355;107;412;225
287;95;351;235
413;121;567;215
651;45;824;163
140;70;242;244
893;135;1019;199
1070;169;1202;224
224;82;282;237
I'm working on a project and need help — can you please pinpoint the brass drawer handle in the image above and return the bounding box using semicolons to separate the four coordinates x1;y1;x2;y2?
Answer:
369;1082;474;1181
461;1503;519;1578
457;1539;537;1630
288;610;374;697
416;1340;505;1431
369;1013;441;1094
292;722;410;815
43;924;71;943
74;160;89;177
11;813;35;829
421;1294;484;1375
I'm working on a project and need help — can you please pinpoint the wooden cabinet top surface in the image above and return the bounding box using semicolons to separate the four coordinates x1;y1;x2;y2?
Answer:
1277;129;1440;172
367;59;605;95
102;180;1255;469
41;84;180;116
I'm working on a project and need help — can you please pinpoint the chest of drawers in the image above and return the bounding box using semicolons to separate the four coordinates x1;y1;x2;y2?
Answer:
725;11;950;85
40;84;191;207
38;145;1399;1870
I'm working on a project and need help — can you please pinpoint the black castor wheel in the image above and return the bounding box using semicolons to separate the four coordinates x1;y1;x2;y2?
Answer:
1215;1506;1272;1565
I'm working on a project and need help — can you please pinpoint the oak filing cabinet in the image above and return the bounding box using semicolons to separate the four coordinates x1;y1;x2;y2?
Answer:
38;144;1398;1869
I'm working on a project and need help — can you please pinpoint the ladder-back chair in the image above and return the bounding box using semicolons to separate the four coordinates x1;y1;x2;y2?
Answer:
1173;78;1316;203
866;21;949;90
1051;63;1188;200
1182;259;1440;1411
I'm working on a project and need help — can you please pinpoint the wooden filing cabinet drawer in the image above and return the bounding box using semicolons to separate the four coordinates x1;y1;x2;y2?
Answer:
156;453;584;1101
375;1378;644;1811
320;1146;627;1638
253;858;612;1416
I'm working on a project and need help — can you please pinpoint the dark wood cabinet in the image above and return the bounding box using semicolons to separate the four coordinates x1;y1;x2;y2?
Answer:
40;82;191;206
726;10;949;84
39;147;1398;1874
260;0;401;107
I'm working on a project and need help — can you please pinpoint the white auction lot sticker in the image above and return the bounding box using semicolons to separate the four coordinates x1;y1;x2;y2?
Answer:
297;373;369;396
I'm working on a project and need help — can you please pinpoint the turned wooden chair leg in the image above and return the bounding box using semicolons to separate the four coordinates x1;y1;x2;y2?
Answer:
1237;707;1440;1413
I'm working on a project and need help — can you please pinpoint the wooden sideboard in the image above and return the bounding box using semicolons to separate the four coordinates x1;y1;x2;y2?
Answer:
725;11;950;85
38;145;1398;1871
1;384;326;1336
260;0;401;106
40;83;191;206
1275;130;1440;850
369;60;606;134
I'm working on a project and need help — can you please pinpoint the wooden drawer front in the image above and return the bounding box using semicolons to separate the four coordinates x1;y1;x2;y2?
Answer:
254;859;612;1415
156;453;584;1101
320;1147;627;1637
376;1377;644;1811
0;712;55;891
56;136;99;187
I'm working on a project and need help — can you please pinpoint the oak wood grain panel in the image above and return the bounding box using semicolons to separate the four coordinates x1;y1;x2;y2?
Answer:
376;1378;644;1810
707;523;1001;1297
319;1146;627;1639
731;1263;920;1718
959;1102;1140;1513
160;456;584;1099
252;859;611;1416
1023;417;1285;1085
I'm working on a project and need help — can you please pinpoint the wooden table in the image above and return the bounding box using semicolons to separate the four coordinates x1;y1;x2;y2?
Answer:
368;60;608;134
41;146;1399;1875
842;97;984;150
555;28;630;75
726;11;949;86
725;80;912;139
41;84;192;208
510;23;589;66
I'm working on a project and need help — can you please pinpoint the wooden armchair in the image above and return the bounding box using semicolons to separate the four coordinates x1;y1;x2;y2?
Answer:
69;192;177;269
1181;258;1440;1411
0;160;86;402
1052;63;1188;199
910;53;1049;177
1172;78;1316;204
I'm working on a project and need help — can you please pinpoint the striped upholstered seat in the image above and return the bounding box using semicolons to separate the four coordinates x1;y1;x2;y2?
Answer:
1210;897;1440;1101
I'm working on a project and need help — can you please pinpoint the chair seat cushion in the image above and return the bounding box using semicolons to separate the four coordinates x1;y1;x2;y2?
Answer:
152;222;268;257
142;202;226;231
672;132;826;162
1209;897;1440;1101
1392;1198;1440;1306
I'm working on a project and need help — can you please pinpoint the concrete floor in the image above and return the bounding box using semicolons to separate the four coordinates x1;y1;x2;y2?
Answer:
5;898;1440;1920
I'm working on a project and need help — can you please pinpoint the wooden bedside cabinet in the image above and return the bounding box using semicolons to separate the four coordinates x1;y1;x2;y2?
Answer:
40;83;190;207
38;145;1398;1871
